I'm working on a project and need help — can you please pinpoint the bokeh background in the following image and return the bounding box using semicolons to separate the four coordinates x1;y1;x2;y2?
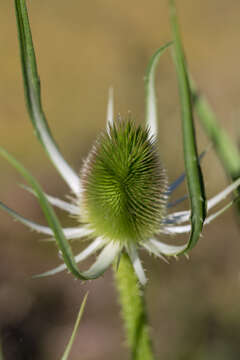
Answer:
1;0;240;359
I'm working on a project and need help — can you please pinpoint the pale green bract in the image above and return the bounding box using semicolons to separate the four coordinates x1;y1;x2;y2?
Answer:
0;0;240;287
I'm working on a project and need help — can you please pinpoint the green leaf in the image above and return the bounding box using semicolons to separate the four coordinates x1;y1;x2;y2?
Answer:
169;0;206;252
14;0;79;195
61;293;88;360
0;147;105;280
145;42;172;137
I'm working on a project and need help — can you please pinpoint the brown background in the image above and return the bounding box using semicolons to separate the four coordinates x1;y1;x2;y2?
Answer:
0;1;240;359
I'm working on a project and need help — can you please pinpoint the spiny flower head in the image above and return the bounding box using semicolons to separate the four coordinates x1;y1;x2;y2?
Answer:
80;119;168;245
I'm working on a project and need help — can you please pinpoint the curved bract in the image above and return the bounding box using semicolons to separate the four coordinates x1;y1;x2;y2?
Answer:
169;0;206;252
15;0;80;195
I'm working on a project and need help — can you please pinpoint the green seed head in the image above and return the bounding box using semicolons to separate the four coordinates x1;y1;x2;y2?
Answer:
79;119;168;245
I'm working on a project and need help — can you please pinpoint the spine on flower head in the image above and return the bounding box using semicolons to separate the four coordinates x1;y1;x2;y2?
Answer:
79;118;168;245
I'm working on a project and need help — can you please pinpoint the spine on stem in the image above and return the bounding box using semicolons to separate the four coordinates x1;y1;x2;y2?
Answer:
114;252;155;360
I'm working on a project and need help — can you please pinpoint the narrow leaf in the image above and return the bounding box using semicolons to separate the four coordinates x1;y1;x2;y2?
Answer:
61;293;88;360
145;42;172;138
14;0;80;195
169;0;206;252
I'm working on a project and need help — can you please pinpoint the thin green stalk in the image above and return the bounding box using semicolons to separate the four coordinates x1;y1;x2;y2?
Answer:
190;78;240;214
61;293;88;360
191;78;240;178
114;253;155;360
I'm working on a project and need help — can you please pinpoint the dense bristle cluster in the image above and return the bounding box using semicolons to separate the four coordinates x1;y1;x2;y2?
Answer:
79;119;168;244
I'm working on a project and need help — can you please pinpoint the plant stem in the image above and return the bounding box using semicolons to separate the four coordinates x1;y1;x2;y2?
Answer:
114;252;155;360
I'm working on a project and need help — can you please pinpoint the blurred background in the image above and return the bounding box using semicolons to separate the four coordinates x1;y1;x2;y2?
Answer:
1;0;240;359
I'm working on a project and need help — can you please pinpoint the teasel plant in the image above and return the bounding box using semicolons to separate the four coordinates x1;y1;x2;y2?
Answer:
0;0;239;359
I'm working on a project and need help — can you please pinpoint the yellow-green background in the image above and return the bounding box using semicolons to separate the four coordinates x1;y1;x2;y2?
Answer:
1;1;240;359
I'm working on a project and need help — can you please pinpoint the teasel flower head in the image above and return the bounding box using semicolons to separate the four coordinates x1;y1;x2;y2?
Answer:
79;118;168;246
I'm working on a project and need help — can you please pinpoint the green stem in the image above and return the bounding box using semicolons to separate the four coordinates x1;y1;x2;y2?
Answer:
114;253;155;360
